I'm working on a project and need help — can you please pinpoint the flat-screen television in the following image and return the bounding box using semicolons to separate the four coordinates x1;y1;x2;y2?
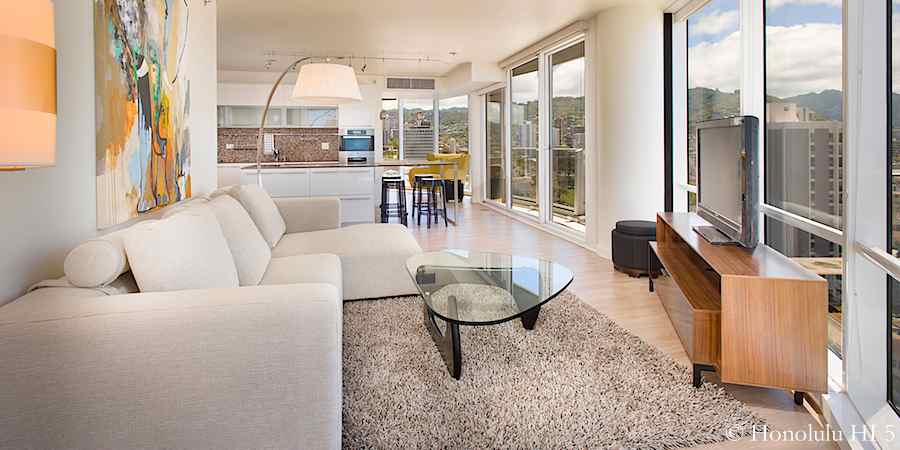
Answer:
695;116;759;248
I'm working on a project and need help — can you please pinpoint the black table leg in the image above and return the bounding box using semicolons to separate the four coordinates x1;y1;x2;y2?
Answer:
520;306;540;330
692;363;716;387
423;302;461;379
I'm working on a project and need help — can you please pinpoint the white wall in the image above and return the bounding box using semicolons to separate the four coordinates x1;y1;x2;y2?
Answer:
593;5;665;258
0;0;218;304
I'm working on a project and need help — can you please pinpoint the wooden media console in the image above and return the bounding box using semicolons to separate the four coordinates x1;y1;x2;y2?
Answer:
650;212;827;398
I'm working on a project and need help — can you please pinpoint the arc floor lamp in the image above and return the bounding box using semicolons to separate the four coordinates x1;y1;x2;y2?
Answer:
256;58;363;184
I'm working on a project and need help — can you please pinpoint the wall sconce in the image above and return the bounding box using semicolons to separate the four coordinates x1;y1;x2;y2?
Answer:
0;0;57;171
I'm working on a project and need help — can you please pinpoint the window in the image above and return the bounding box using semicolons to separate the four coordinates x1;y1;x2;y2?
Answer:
510;59;541;218
765;0;843;230
550;41;586;233
486;89;506;203
403;98;435;159
687;0;741;211
381;99;399;160
483;33;589;239
439;96;469;153
764;0;844;370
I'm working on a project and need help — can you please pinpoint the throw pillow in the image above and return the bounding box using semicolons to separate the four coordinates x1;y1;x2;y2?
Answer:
123;205;240;292
207;195;272;286
237;184;286;248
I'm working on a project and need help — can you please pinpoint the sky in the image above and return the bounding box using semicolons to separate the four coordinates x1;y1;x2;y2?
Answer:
509;57;585;104
688;0;843;99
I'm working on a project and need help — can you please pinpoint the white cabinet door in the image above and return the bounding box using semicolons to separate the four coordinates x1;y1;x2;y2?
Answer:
218;165;242;187
341;198;376;224
241;170;310;198
309;168;374;196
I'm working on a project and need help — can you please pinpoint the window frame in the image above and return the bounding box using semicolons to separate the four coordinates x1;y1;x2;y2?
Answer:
485;33;591;242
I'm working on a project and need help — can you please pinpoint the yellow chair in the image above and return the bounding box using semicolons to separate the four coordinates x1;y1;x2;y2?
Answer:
407;153;470;190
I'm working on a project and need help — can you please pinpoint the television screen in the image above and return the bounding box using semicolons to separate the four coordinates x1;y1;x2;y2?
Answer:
698;125;743;230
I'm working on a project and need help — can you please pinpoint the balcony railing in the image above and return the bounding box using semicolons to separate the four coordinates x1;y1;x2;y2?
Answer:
508;147;585;226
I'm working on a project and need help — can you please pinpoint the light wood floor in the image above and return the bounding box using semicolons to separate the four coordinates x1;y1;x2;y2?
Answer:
406;200;836;449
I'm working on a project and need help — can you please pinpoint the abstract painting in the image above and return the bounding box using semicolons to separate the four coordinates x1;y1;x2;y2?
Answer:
94;0;191;228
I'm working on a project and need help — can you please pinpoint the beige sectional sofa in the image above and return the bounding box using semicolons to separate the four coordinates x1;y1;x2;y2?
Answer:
0;185;422;449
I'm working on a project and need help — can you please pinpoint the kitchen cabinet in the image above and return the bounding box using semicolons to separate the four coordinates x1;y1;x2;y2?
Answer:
218;105;337;128
240;166;375;226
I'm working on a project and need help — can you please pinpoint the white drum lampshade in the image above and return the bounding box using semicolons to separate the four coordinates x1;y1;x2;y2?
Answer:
292;63;362;106
0;0;56;170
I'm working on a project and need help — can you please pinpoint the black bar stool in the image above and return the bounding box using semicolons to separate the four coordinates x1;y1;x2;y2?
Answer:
427;177;449;227
380;175;408;226
412;174;435;227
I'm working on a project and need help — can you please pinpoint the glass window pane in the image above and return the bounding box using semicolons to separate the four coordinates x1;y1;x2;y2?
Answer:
486;89;506;203
511;59;540;218
765;218;843;359
550;42;586;233
765;0;843;230
381;99;399;160
439;96;468;153
403;98;434;159
687;0;741;187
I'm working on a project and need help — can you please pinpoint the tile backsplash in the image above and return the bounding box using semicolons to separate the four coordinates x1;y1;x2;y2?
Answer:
218;127;340;163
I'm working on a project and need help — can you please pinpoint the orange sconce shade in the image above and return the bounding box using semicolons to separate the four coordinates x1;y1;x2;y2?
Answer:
0;0;56;170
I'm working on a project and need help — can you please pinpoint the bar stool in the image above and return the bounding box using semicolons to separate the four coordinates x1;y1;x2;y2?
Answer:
412;174;435;227
380;175;408;226
427;177;449;227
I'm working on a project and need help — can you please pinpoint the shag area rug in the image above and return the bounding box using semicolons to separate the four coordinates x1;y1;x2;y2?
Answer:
342;292;763;449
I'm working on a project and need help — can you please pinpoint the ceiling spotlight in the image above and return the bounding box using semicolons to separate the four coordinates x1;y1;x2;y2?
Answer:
361;64;367;73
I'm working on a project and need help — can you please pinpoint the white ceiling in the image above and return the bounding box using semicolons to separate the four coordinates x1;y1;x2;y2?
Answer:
216;0;667;77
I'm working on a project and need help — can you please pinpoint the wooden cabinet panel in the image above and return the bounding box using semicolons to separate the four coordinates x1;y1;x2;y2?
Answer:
720;277;827;392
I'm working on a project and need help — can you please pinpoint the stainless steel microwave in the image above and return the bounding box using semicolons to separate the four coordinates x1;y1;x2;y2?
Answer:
341;135;374;152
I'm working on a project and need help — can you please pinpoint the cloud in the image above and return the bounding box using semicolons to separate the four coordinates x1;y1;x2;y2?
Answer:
688;30;742;93
689;10;739;37
767;0;841;8
689;23;842;98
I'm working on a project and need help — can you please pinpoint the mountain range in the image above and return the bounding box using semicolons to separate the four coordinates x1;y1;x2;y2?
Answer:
689;87;848;123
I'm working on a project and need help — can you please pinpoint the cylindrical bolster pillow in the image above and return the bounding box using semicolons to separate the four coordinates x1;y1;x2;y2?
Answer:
64;232;130;288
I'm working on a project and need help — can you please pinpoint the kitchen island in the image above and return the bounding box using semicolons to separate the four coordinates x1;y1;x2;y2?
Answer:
240;160;461;226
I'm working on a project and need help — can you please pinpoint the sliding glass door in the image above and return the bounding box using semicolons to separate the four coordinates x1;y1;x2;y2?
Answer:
510;59;541;217
486;89;506;204
549;42;586;232
483;36;588;238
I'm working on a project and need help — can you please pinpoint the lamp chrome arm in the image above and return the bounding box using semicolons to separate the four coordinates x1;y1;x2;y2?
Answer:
256;57;313;186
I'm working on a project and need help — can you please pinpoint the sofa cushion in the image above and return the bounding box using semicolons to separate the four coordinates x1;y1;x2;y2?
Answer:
0;284;342;450
63;228;132;288
206;184;241;201
160;196;209;219
260;254;342;298
272;223;421;300
208;195;272;286
238;185;286;248
123;205;240;292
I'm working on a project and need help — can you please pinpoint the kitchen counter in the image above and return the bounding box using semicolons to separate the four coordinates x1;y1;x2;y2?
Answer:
239;159;461;225
239;159;457;170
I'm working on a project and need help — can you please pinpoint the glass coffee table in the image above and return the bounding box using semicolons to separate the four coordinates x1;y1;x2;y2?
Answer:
405;250;574;379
